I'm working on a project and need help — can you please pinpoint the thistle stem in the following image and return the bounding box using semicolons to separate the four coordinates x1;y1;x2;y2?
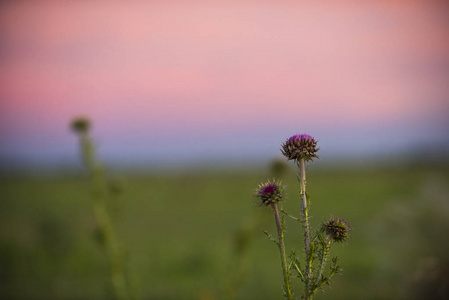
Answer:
78;133;129;300
271;203;293;300
298;158;312;299
316;239;332;288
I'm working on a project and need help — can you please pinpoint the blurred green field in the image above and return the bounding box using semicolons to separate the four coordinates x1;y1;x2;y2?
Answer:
1;164;449;299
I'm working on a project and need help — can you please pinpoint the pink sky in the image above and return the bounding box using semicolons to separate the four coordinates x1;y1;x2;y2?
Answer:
1;0;448;167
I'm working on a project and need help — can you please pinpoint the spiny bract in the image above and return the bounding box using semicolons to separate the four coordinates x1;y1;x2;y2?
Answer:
322;216;352;243
281;134;320;162
254;179;285;206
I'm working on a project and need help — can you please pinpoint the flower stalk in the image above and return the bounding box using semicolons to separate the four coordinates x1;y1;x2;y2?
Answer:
297;158;313;298
271;202;293;300
255;179;293;299
71;117;131;300
316;236;332;288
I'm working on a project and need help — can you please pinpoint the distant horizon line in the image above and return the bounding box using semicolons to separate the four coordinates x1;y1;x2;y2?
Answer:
1;146;448;175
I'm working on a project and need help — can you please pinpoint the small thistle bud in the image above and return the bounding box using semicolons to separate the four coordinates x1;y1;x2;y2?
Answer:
254;179;285;206
71;117;90;134
322;216;351;243
281;134;320;162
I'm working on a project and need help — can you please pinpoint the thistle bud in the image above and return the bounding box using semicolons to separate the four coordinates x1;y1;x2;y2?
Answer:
322;216;351;243
281;134;320;162
254;179;285;206
71;117;90;134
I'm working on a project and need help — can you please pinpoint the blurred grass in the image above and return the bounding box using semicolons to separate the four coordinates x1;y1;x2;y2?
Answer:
1;164;448;299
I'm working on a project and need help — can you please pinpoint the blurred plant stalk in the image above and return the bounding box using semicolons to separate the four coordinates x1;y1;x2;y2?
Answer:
71;118;131;300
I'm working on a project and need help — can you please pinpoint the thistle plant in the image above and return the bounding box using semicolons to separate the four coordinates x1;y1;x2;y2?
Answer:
71;117;133;300
255;179;292;300
223;159;289;300
254;134;351;300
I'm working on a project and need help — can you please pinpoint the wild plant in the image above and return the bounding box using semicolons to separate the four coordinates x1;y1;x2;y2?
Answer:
254;134;351;300
223;158;290;300
71;117;133;300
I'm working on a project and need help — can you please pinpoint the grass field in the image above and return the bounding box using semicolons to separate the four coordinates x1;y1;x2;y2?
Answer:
1;164;448;299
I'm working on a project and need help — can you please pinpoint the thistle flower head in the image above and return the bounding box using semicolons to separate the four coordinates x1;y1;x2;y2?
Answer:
254;179;285;206
281;134;320;162
71;117;90;134
322;216;352;243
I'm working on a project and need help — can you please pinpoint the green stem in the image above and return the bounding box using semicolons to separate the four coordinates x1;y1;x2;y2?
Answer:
311;238;333;297
271;203;293;300
298;158;312;299
78;133;129;300
316;239;332;288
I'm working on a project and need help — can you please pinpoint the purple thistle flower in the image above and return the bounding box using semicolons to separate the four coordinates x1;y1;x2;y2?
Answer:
281;133;320;162
254;179;285;206
287;134;313;143
322;216;352;243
